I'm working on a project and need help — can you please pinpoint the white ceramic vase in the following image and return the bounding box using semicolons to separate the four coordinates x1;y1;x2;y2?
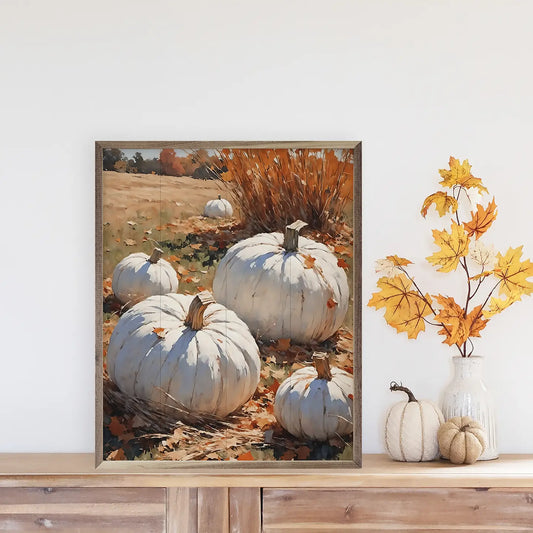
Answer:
441;356;498;461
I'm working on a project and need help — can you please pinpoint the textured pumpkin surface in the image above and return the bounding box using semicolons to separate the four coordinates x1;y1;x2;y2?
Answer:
385;401;444;462
438;416;487;464
107;293;261;418
112;252;178;305
274;366;353;441
204;198;233;218
213;232;349;343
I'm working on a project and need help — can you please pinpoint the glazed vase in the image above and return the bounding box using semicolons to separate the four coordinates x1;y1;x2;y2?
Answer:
441;356;498;460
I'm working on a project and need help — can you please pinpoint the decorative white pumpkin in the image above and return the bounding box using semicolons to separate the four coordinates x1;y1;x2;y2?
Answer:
385;382;444;462
112;248;178;306
204;195;233;218
213;220;349;343
274;353;353;441
107;291;261;418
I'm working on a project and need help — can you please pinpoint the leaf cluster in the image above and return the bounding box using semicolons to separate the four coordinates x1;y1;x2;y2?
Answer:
368;157;533;356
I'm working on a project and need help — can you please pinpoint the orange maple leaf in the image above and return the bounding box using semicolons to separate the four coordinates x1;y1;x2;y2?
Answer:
464;198;497;239
274;338;291;351
237;451;254;461
327;297;338;309
337;258;349;269
302;254;316;269
108;416;127;437
385;255;413;267
433;296;488;346
153;327;166;338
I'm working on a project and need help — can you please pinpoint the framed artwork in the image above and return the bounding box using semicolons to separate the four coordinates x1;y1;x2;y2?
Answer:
95;141;362;468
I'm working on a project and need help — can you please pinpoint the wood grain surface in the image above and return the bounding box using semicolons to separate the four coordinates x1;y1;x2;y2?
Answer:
3;454;533;488
0;487;165;532
263;487;533;532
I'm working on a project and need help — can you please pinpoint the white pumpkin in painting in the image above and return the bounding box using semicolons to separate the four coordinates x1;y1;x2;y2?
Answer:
107;291;261;418
204;195;233;218
212;220;349;343
274;353;353;441
112;248;178;306
385;382;444;462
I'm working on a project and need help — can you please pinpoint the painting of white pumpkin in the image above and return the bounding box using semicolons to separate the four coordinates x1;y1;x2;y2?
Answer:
204;195;233;218
100;144;359;463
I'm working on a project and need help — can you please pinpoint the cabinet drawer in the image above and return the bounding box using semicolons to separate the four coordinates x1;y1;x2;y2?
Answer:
0;487;165;532
263;488;533;532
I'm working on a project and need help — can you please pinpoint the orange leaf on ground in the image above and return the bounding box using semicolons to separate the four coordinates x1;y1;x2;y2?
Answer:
124;239;136;246
280;450;297;461
184;276;201;283
337;258;349;269
167;255;180;262
237;451;254;461
268;380;281;394
107;449;126;461
108;416;126;437
296;446;311;460
334;244;352;256
274;338;291;351
176;265;190;276
190;243;203;250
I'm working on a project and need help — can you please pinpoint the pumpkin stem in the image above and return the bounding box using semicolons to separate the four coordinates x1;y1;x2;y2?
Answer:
148;247;164;264
313;352;333;381
218;194;221;200
184;291;216;330
389;381;417;402
283;220;308;252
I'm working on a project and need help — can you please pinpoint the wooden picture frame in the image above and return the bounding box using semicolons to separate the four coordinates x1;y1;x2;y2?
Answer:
95;141;362;469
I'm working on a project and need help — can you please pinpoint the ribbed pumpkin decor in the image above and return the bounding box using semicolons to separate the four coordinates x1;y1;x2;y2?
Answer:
385;382;444;462
107;291;261;419
438;416;487;464
213;220;349;343
112;247;178;306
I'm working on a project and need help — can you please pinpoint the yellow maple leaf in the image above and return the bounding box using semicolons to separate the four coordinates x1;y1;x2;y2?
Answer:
439;156;488;193
420;191;458;218
483;293;522;318
386;255;413;267
368;275;428;336
464;198;497;239
426;221;470;273
494;246;533;298
389;294;433;339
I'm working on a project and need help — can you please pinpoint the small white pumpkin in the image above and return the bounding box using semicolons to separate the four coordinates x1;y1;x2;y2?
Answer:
213;220;349;343
112;248;178;306
204;195;233;218
107;291;261;418
385;382;444;462
274;353;353;441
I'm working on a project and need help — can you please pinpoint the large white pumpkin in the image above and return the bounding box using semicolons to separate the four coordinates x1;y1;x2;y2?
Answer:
213;220;349;343
204;195;233;218
107;291;261;418
385;382;444;462
112;248;178;306
274;353;353;441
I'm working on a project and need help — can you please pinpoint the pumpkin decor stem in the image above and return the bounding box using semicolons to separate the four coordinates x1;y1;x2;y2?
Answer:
148;247;164;264
218;194;222;199
313;352;333;381
390;381;417;402
185;291;216;330
283;220;308;252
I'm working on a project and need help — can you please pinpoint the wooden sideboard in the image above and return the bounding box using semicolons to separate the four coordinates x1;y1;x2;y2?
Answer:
1;454;533;532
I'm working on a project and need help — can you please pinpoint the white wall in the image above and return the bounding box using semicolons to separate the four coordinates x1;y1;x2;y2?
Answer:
1;0;532;454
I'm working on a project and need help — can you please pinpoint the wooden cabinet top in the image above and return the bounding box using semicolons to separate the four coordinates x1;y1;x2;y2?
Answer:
1;454;533;488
